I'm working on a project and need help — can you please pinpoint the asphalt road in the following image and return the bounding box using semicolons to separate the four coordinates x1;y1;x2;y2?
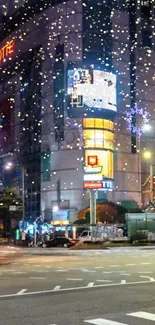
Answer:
1;247;155;324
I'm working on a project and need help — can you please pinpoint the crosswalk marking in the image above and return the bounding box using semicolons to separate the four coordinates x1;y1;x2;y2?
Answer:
128;311;155;321
84;311;155;324
84;318;127;325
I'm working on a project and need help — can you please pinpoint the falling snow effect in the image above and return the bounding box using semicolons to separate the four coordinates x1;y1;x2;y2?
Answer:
0;0;154;217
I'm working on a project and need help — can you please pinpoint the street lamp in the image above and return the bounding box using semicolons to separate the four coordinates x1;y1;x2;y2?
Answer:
143;151;152;160
4;162;13;170
143;124;152;132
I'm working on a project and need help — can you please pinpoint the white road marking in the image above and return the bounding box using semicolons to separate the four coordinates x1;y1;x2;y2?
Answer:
53;286;61;291
82;269;96;273
84;318;127;324
95;267;104;269
12;272;27;275
120;273;130;276
128;311;155;321
96;280;112;282
45;266;53;268
121;280;126;284
0;279;154;299
17;289;27;295
109;265;119;268
140;275;155;281
33;270;49;273
67;278;83;281
69;268;84;270
103;271;112;274
56;269;68;272
29;277;47;280
140;262;151;265
87;282;94;287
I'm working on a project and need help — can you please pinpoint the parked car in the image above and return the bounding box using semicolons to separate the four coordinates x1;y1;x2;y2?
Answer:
42;236;75;248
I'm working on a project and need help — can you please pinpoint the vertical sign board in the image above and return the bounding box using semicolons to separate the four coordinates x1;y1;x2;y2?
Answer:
0;40;14;63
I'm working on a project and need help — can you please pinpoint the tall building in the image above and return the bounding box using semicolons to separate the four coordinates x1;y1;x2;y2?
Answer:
0;0;154;224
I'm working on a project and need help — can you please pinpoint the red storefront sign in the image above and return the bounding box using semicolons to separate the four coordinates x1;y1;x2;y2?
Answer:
0;40;14;63
83;182;103;189
87;155;98;166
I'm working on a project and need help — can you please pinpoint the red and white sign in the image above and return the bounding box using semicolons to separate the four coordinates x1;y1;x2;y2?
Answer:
87;155;98;166
83;182;103;189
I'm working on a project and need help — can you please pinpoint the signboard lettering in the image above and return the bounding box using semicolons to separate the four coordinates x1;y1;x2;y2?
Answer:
84;166;102;174
0;40;14;63
83;182;103;189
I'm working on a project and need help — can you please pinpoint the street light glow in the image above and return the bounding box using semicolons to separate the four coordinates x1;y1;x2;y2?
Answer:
143;151;152;159
143;124;152;132
4;162;13;170
53;206;59;212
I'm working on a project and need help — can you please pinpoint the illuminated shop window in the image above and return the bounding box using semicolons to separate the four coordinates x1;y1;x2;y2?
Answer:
83;129;114;150
83;118;114;130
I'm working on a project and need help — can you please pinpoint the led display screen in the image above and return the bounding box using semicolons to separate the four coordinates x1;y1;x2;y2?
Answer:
67;67;117;117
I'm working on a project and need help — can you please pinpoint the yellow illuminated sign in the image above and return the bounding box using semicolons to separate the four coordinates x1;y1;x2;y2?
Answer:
85;149;114;179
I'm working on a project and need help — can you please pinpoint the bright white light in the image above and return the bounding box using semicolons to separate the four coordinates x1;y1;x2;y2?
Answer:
4;162;13;170
143;124;152;132
53;206;59;212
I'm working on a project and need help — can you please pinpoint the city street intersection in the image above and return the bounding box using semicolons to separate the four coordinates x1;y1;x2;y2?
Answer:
0;247;155;324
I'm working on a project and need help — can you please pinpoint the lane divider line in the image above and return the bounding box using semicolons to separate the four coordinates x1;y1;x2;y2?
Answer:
29;277;47;280
84;318;127;325
140;275;155;281
67;278;83;281
0;279;154;299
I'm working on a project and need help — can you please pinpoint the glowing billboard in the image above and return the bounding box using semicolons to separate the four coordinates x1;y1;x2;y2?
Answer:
85;149;114;180
67;67;117;117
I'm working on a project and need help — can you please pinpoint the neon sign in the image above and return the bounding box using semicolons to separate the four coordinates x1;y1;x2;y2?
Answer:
0;40;14;63
87;155;98;166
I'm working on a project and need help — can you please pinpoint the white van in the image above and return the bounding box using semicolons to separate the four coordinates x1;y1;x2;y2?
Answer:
78;230;92;242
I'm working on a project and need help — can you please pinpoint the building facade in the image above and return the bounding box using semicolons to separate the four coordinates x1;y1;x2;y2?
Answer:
0;0;154;224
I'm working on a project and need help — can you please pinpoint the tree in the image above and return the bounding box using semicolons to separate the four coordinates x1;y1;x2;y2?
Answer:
77;202;127;224
0;188;23;234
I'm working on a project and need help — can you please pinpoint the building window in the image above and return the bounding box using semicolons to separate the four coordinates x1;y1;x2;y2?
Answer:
83;118;114;130
142;30;152;48
141;0;152;48
83;129;114;150
42;151;51;182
